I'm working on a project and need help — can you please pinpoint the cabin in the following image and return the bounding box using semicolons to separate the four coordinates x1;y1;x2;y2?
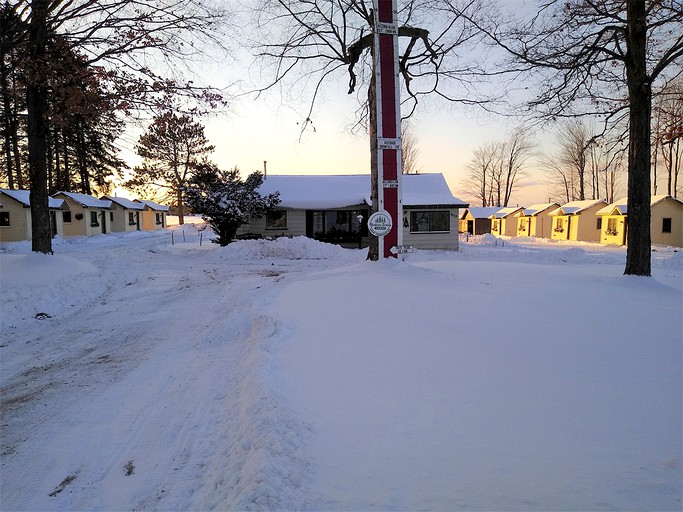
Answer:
236;173;468;250
52;192;112;237
0;189;67;242
597;195;683;247
549;199;607;242
516;203;560;239
489;206;524;237
135;200;169;230
104;196;145;233
458;207;502;235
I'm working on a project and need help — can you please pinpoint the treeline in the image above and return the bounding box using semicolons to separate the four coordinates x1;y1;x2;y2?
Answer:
0;4;123;195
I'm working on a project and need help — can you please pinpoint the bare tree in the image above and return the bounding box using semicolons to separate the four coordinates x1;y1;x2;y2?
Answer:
401;120;421;174
452;0;683;276
462;128;533;206
250;0;489;258
10;0;232;254
653;79;683;197
462;141;497;206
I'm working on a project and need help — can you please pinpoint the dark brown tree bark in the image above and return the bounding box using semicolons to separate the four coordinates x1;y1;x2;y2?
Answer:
26;0;52;253
624;0;651;276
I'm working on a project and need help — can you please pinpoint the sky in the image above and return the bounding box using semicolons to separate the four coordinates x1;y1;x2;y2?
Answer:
113;1;561;207
1;224;681;510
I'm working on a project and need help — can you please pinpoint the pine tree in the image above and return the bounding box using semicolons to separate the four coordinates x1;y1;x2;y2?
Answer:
185;164;280;246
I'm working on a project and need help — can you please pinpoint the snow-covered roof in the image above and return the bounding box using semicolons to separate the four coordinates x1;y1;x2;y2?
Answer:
0;189;65;209
522;203;559;216
549;199;606;216
596;195;683;216
104;196;145;210
402;174;468;208
462;206;502;219
135;199;170;212
490;206;523;219
55;191;112;209
257;174;467;210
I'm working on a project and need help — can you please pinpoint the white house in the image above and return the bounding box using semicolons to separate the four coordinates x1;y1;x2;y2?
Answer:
237;173;468;250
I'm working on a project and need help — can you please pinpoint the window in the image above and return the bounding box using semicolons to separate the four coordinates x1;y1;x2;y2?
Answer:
63;211;72;223
155;213;162;224
90;211;99;227
554;218;564;232
0;211;9;227
492;220;499;232
410;211;450;233
266;210;288;229
128;212;136;225
110;212;114;222
596;217;602;230
606;218;618;235
662;218;672;233
309;209;366;241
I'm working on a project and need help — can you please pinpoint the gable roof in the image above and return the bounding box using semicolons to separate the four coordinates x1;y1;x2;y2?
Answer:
522;203;560;216
549;199;606;216
55;191;112;209
256;173;467;210
461;206;502;219
490;206;524;219
596;195;683;215
104;196;145;210
0;189;65;209
135;199;170;212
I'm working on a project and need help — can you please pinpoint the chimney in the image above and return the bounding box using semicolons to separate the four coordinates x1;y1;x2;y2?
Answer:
263;160;267;178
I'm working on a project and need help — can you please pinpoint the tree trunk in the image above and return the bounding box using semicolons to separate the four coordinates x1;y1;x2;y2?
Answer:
624;0;651;276
176;188;185;225
27;0;52;254
1;52;14;189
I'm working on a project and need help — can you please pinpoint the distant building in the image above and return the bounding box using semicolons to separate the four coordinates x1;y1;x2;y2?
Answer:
516;203;560;239
237;173;468;250
103;196;145;232
0;189;67;242
52;192;113;237
135;200;169;230
597;195;683;247
548;199;607;242
489;206;525;237
458;207;502;236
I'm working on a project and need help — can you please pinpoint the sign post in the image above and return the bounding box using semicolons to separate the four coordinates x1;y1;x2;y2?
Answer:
373;0;402;259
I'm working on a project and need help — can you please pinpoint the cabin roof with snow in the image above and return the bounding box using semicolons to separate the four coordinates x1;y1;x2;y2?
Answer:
55;191;112;209
490;206;524;219
549;199;606;216
596;195;683;216
256;173;467;210
460;206;502;220
135;199;170;212
104;196;145;210
522;203;559;216
0;189;65;209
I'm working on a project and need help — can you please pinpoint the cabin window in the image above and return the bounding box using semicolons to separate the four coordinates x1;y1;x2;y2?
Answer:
0;211;9;227
90;211;99;227
410;211;450;233
492;220;499;232
155;213;162;224
266;210;288;229
596;217;602;230
606;218;618;235
554;218;564;232
128;212;136;225
63;211;72;223
110;212;114;222
309;209;366;241
662;218;672;233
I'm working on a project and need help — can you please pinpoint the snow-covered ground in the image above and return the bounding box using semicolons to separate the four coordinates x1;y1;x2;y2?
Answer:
1;223;681;511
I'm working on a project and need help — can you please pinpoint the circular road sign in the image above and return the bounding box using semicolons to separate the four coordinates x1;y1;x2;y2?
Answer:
367;210;393;237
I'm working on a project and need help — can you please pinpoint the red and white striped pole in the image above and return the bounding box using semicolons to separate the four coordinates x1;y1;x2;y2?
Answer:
373;0;402;259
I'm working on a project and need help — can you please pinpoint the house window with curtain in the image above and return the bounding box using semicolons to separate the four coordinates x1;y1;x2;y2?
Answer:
90;211;99;227
0;211;9;227
606;218;618;235
128;212;136;225
410;211;450;233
